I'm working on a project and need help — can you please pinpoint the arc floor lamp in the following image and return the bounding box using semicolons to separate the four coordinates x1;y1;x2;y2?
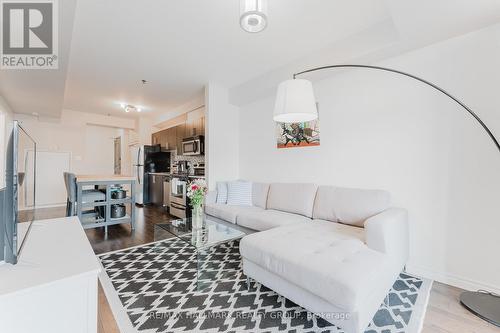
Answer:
273;64;500;327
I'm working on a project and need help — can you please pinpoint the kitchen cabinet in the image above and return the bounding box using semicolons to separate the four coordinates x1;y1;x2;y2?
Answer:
185;116;205;137
160;131;168;149
167;127;176;150
185;121;193;138
151;116;205;155
152;132;161;145
151;128;174;150
175;123;186;153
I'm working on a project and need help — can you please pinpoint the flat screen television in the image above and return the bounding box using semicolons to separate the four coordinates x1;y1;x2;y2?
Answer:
2;120;36;264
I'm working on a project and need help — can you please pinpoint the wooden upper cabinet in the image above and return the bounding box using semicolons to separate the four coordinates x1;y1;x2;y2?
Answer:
185;121;193;138
166;127;175;150
152;132;160;145
160;130;168;149
151;116;204;154
185;116;205;137
191;118;199;136
175;123;186;153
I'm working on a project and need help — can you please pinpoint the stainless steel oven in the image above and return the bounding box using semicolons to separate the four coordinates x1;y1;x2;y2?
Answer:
182;135;204;156
170;177;187;218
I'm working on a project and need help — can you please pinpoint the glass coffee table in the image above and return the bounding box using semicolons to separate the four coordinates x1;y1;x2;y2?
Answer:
155;214;246;291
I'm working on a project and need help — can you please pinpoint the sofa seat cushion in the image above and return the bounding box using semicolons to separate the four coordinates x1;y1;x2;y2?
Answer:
240;223;395;311
205;203;263;224
237;209;310;231
312;219;365;243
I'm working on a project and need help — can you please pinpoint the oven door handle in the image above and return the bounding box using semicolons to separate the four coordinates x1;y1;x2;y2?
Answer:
170;202;186;209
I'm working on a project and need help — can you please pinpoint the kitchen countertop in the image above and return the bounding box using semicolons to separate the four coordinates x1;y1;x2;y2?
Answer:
148;172;205;179
76;174;135;182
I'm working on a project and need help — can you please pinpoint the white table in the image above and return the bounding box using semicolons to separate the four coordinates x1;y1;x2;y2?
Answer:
0;217;101;333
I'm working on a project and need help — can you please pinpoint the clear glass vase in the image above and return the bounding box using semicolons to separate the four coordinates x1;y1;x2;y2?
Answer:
192;204;203;228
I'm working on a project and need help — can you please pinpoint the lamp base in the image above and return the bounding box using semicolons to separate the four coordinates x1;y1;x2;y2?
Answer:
460;291;500;327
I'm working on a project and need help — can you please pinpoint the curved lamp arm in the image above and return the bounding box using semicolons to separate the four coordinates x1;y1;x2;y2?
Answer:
293;64;500;153
293;64;500;326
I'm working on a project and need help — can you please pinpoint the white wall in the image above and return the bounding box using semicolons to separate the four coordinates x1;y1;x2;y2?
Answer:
206;83;239;190
238;24;500;293
136;117;154;146
14;110;134;207
15;110;134;175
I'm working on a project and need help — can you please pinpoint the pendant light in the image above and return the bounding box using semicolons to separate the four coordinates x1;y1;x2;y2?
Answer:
273;79;318;123
240;0;268;33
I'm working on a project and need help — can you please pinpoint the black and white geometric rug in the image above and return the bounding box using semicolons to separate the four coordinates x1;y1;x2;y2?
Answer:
98;238;432;333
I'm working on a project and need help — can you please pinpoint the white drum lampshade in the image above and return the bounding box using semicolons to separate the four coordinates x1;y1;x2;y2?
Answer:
273;79;318;123
240;0;268;33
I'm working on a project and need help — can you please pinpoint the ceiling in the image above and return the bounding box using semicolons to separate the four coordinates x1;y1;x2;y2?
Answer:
0;0;77;118
230;0;500;105
2;0;500;119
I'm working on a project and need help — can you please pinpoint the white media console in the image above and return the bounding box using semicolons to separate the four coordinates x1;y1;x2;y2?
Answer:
0;217;101;333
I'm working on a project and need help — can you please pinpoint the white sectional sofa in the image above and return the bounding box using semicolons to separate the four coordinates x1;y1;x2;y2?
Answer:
205;182;409;333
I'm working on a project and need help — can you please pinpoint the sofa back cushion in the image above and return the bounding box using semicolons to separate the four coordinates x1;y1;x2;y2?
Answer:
226;180;253;206
313;186;391;227
216;182;228;204
252;182;270;209
267;183;318;218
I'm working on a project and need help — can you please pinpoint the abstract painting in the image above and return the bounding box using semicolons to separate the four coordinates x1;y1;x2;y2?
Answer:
276;119;320;149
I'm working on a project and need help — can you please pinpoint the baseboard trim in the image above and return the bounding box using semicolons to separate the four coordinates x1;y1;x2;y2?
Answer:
406;264;500;295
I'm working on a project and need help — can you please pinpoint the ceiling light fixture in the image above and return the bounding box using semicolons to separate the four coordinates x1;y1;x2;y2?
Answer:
240;0;267;33
120;104;143;113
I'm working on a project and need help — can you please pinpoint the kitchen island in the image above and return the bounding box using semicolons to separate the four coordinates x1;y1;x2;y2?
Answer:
75;175;136;233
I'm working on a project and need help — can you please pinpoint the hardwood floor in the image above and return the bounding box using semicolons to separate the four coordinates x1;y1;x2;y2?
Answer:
29;206;500;333
422;283;500;333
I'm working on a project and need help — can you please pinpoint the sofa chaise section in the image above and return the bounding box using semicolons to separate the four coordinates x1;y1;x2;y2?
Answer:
240;223;401;333
205;181;409;333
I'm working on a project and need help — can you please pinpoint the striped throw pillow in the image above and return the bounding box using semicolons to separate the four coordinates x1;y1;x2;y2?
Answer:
216;182;228;204
226;181;253;206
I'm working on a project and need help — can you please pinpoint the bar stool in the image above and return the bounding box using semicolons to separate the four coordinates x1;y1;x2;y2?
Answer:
63;172;106;217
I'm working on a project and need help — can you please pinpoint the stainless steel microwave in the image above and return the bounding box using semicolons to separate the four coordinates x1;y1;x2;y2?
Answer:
182;135;204;155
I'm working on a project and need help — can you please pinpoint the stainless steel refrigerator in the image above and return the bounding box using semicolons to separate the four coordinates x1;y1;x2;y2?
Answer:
131;145;170;205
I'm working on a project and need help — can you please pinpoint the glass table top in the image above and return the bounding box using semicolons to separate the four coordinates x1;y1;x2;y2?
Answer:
156;214;246;250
